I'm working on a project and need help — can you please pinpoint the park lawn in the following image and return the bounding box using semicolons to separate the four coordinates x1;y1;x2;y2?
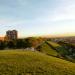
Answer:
0;50;74;75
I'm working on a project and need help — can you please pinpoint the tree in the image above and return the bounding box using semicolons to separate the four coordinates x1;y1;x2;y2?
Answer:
0;41;5;50
6;41;16;49
16;39;26;48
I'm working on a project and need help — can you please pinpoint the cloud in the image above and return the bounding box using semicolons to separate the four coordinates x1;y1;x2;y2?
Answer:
36;0;75;22
0;0;75;37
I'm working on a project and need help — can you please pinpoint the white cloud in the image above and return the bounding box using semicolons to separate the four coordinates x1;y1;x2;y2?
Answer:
39;0;75;22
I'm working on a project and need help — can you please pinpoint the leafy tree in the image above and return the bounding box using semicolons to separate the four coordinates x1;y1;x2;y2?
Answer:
0;41;5;50
6;41;16;49
16;39;26;48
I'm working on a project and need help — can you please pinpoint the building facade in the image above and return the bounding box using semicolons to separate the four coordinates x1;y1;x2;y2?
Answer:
6;30;18;40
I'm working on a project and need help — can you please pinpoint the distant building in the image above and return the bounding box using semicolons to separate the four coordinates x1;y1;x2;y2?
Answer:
6;30;18;40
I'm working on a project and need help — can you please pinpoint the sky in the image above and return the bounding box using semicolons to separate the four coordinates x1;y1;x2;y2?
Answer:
0;0;75;37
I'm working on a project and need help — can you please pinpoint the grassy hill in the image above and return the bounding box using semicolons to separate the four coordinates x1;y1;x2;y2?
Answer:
46;41;68;56
36;42;58;57
0;50;75;75
36;41;67;57
36;41;75;62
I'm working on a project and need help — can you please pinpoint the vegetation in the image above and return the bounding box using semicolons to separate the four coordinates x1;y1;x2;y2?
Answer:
57;41;75;62
0;37;75;74
0;40;5;50
0;37;44;49
46;41;68;56
0;37;75;62
36;40;75;62
0;50;75;75
36;42;58;57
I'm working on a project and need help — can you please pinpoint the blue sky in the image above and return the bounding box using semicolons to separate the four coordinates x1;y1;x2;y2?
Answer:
0;0;75;37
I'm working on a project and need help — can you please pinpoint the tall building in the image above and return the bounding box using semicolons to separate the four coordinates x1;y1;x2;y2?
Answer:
6;30;18;40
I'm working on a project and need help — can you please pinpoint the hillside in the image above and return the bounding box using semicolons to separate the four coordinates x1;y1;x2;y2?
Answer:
0;50;75;75
36;42;58;57
46;41;68;56
36;41;75;62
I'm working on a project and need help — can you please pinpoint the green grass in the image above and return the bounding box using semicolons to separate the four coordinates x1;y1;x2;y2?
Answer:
36;42;58;57
47;41;69;55
47;41;61;47
0;50;75;75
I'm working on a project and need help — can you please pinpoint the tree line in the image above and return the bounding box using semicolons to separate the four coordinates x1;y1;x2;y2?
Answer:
0;37;44;50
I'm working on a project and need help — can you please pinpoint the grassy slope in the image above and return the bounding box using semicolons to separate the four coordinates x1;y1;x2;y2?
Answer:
37;41;75;62
0;50;75;75
47;41;69;55
36;42;58;57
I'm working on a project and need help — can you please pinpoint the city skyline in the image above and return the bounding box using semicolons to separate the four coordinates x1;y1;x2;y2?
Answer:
0;0;75;37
